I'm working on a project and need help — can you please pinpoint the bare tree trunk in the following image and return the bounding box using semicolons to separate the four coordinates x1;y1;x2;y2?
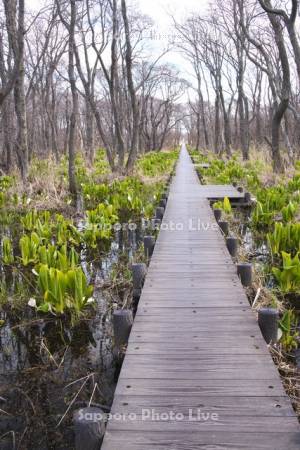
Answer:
282;117;294;160
56;0;79;197
259;0;300;83
67;0;78;197
219;85;231;156
196;73;209;149
50;76;59;160
259;0;291;172
122;0;139;172
13;0;28;180
234;0;250;159
4;0;28;180
195;109;200;151
238;91;249;159
2;96;13;171
85;99;95;163
286;14;300;83
0;1;22;106
272;99;288;171
214;92;221;154
200;91;209;148
255;71;263;146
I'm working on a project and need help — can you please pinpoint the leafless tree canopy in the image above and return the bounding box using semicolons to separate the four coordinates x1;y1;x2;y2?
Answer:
0;0;299;184
175;0;300;172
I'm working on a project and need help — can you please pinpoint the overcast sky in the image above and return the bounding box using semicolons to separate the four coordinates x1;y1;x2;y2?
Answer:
29;0;209;58
136;0;209;59
29;0;210;100
135;0;209;98
138;0;208;29
30;0;208;23
30;0;209;57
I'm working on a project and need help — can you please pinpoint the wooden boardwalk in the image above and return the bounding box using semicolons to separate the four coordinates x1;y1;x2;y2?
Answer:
102;146;300;449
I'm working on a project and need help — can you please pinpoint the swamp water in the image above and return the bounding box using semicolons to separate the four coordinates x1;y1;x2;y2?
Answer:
0;224;141;449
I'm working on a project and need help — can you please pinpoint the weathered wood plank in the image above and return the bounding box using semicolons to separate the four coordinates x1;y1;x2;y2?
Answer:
114;378;288;397
128;332;264;343
102;431;300;450
106;417;299;433
111;395;296;417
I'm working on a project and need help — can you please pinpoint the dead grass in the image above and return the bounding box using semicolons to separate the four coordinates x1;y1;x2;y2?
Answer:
270;345;300;419
7;157;69;211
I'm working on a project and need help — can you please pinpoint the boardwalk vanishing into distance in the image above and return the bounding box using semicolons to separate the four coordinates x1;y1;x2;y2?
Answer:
102;145;300;450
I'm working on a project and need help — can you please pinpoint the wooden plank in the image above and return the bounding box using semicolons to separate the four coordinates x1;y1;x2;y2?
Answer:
102;431;300;450
111;395;296;417
134;306;255;316
119;367;279;381
121;353;277;366
106;417;299;433
125;343;268;356
114;378;288;397
128;332;264;343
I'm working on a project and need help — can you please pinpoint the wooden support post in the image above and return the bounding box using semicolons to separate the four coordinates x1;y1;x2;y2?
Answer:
152;218;161;229
73;407;106;450
226;236;238;257
132;263;147;314
144;235;155;258
132;263;147;288
155;206;165;220
218;221;229;236
237;263;252;287
244;192;251;203
258;308;279;344
113;310;133;348
213;208;222;222
128;227;136;246
135;227;142;248
295;349;300;369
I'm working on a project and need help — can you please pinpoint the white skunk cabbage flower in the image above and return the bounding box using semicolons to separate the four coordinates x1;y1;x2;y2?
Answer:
28;298;37;308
